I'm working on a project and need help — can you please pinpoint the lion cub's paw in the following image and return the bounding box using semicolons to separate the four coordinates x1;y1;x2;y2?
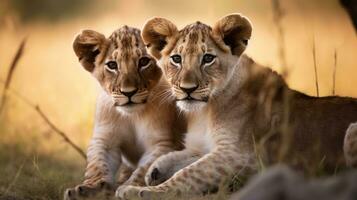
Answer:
64;181;115;200
145;162;171;186
115;185;141;200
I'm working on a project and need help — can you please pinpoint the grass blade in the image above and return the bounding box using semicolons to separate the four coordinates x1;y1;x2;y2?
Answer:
312;36;319;97
0;37;27;114
332;49;337;95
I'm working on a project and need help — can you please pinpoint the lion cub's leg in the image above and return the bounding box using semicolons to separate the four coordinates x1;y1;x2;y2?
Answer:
344;122;357;167
121;145;174;186
64;133;121;200
145;149;202;186
117;163;135;185
116;146;257;200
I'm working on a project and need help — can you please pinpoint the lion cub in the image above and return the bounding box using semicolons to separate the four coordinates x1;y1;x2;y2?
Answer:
115;14;357;199
64;26;185;199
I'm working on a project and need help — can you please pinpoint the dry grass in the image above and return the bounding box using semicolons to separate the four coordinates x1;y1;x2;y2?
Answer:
332;49;338;95
0;37;26;115
0;126;84;200
312;35;320;97
0;32;86;200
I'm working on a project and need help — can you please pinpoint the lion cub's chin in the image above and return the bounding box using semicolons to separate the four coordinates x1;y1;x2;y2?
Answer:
176;100;207;113
115;104;146;116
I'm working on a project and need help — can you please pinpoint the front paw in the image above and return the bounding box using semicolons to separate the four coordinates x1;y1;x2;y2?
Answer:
115;185;166;200
64;181;114;200
145;164;170;186
115;185;143;200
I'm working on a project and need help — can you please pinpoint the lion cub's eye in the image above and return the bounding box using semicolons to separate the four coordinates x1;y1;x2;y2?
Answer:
170;55;182;65
202;54;216;65
105;61;118;71
138;57;151;69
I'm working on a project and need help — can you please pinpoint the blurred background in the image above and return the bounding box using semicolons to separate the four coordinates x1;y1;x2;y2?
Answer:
0;0;356;199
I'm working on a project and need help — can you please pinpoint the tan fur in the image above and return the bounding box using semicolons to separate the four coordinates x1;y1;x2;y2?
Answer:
64;26;186;200
115;14;357;199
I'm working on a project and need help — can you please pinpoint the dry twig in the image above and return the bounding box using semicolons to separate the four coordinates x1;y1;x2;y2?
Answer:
312;36;320;97
332;49;337;95
0;79;86;160
35;105;87;158
0;37;26;114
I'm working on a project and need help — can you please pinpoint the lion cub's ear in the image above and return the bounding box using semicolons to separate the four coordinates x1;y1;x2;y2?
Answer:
212;14;252;56
142;17;179;59
73;30;108;72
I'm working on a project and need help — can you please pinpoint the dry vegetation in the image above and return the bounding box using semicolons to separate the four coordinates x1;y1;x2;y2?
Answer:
0;0;356;199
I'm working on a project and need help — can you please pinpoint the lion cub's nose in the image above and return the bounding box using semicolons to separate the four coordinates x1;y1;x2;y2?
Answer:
179;82;198;95
120;88;138;98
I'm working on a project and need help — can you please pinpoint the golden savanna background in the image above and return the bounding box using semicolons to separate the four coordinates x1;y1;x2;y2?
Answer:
0;0;356;199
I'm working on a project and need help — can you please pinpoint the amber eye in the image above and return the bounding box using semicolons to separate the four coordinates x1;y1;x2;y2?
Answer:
170;55;182;64
202;54;216;65
138;57;151;68
105;61;118;70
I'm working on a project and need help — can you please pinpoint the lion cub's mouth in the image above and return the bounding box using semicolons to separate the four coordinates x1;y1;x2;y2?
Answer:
113;97;148;114
113;99;147;107
177;96;209;102
112;95;148;107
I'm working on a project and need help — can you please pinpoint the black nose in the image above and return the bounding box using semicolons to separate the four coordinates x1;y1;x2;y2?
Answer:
121;89;138;98
180;85;198;94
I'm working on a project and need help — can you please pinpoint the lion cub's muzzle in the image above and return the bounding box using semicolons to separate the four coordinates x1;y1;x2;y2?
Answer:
175;86;209;103
112;89;149;107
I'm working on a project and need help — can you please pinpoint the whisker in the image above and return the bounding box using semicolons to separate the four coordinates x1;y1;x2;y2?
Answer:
157;90;175;107
134;93;149;98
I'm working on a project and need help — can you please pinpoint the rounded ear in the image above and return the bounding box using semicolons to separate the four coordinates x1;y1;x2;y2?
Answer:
212;14;252;56
142;17;179;59
73;30;108;72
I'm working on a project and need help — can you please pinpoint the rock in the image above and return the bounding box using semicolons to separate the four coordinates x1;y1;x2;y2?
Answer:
344;122;357;167
230;165;357;200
